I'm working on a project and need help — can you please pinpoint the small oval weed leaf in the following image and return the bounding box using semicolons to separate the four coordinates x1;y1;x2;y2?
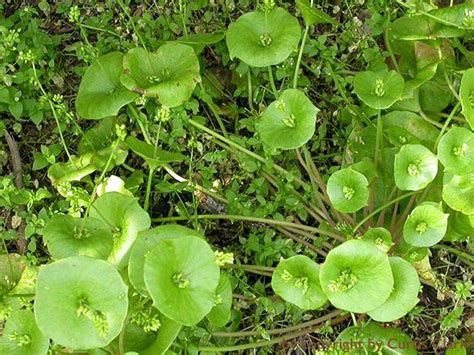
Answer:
394;144;438;191
403;204;448;247
206;274;233;327
0;254;25;296
353;70;404;109
327;168;369;213
271;255;327;310
438;126;474;174
34;256;128;350
90;192;151;268
120;44;200;107
144;236;220;326
320;240;393;313
128;225;202;296
76;52;139;120
460;68;474;129
443;172;474;215
368;257;420;322
42;215;113;260
362;227;393;252
256;89;319;150
226;7;300;67
126;136;186;170
0;309;49;355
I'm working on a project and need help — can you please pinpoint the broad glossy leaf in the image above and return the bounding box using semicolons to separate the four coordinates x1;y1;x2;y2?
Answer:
47;153;96;185
460;68;474;129
403;204;448;247
76;52;138;120
419;77;452;113
226;7;300;67
394;144;438;191
271;255;327;310
295;0;338;26
363;227;393;252
430;3;474;29
256;89;319;150
353;70;404;109
90;192;151;268
126;136;186;170
42;215;113;260
390;14;465;41
327;168;369;213
78;116;116;154
206;274;233;327
368;257;420;322
438;126;474;175
144;236;220;326
176;33;224;53
383;111;439;147
121;44;200;107
34;256;128;350
443;172;474;215
320;240;393;313
0;310;49;355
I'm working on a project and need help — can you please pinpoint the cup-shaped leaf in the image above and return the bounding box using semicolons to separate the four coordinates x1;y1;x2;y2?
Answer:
34;256;128;350
460;68;474;129
256;89;319;150
206;274;233;327
395;238;429;263
394;144;438;191
368;257;420;322
126;136;186;170
128;225;202;296
363;227;393;252
226;7;300;67
443;172;474;215
42;215;113;260
76;52;139;120
144;236;220;326
327;168;369;213
0;310;49;355
320;240;393;313
295;0;338;26
90;192;151;268
353;70;404;109
120;44;200;107
438;126;474;175
403;204;448;247
271;255;327;310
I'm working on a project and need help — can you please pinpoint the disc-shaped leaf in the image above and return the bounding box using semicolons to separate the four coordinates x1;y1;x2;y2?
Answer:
34;256;128;350
120;44;200;107
295;0;338;26
226;7;300;67
438;126;474;175
0;310;49;355
256;89;319;150
353;70;404;109
460;68;474;129
327;168;369;213
128;225;202;296
320;240;393;313
42;215;113;260
403;204;448;247
90;192;151;268
363;227;393;252
271;255;327;310
76;52;139;120
443;172;474;215
206;274;233;327
368;257;420;322
394;144;438;191
144;236;220;326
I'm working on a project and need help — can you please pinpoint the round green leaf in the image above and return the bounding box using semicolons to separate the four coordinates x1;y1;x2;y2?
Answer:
120;44;200;107
353;70;404;109
206;274;233;327
443;172;474;215
438;126;474;175
403;204;448;247
34;256;128;350
394;144;438;191
256;89;319;150
368;257;420;322
271;255;327;310
460;68;474;130
362;227;393;252
42;215;113;260
90;192;151;268
327;168;369;213
226;7;300;67
76;52;139;120
0;310;49;355
128;225;202;296
320;240;393;313
144;236;220;326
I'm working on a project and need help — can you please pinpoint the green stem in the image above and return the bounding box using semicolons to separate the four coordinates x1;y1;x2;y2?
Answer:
200;85;229;138
247;70;254;111
144;168;155;211
267;66;279;98
384;28;400;74
433;102;461;150
293;26;309;89
128;105;152;144
81;24;121;37
432;244;474;263
117;0;147;50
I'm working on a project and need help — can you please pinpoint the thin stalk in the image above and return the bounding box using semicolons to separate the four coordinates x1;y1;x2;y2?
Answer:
432;244;474;263
144;168;155;211
247;70;255;111
117;0;147;49
384;28;400;74
419;110;444;129
267;66;279;98
128;105;152;144
277;227;328;256
81;24;121;37
293;26;309;89
433;102;461;150
200;83;229;138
